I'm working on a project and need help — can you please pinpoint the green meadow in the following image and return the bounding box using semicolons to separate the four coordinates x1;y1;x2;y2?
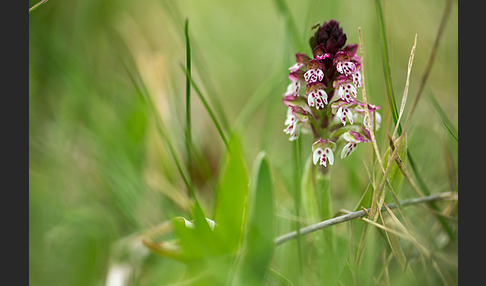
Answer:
29;0;458;285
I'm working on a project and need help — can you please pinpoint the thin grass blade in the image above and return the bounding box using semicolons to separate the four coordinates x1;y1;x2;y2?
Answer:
184;18;193;185
428;92;458;142
375;0;401;135
180;64;228;146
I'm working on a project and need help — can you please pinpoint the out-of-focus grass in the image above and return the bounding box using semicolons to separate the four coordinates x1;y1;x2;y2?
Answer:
29;0;457;285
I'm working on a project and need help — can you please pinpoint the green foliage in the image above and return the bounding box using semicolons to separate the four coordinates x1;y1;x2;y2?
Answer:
237;152;276;285
29;0;458;285
383;133;408;195
212;134;249;255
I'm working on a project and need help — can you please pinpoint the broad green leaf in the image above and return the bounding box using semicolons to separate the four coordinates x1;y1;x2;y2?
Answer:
171;215;229;285
170;213;220;262
212;133;249;254
171;216;204;262
238;152;275;285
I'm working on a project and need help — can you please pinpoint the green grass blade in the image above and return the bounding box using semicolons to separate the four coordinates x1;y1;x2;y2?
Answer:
180;64;228;147
184;18;193;184
384;133;407;194
238;152;275;285
375;0;401;135
234;70;285;132
428;92;458;142
122;59;196;199
273;0;305;53
159;0;230;131
212;133;248;253
406;150;456;242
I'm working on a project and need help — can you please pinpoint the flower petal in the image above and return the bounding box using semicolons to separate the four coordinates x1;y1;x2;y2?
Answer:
324;147;334;165
341;142;358;159
313;147;324;165
304;68;324;83
352;71;361;87
289;62;304;72
284;81;300;97
307;92;316;107
337;107;351;126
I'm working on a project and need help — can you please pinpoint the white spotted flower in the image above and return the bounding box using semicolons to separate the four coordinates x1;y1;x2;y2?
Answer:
304;68;324;83
306;84;328;109
281;19;380;169
333;75;358;102
284;81;301;97
283;106;309;141
340;130;369;159
336;106;353;126
312;139;336;167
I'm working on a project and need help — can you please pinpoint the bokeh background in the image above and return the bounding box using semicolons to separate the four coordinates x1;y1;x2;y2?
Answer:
29;0;458;285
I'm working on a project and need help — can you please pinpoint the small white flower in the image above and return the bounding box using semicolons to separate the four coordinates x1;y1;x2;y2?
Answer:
337;82;357;102
304;68;324;83
284;108;300;141
284;81;301;97
289;62;304;72
312;147;334;167
307;88;328;109
336;106;354;126
341;141;358;159
336;61;356;76
351;71;361;88
340;131;367;159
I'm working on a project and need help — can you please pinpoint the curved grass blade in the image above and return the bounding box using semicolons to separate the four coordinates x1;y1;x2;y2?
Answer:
159;0;230;131
180;64;228;147
122;59;196;199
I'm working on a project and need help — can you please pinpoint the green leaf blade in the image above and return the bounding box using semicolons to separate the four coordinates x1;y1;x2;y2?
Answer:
238;152;276;284
212;134;249;254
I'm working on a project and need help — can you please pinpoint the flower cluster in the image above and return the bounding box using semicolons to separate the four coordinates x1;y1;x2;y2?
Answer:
283;19;381;167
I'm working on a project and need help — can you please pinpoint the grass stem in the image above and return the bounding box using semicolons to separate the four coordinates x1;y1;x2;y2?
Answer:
29;0;48;13
184;19;193;187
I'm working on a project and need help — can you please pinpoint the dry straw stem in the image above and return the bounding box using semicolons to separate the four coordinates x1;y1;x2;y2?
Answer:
355;29;436;271
361;206;451;286
274;192;456;246
357;27;386;222
392;34;418;140
29;0;48;13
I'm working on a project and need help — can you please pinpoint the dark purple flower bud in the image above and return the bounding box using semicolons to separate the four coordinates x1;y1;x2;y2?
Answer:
309;19;347;55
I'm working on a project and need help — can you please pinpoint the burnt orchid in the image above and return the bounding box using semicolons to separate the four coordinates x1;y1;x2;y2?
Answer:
282;19;381;167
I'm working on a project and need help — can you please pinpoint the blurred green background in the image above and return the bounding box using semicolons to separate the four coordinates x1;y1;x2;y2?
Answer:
29;0;457;285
